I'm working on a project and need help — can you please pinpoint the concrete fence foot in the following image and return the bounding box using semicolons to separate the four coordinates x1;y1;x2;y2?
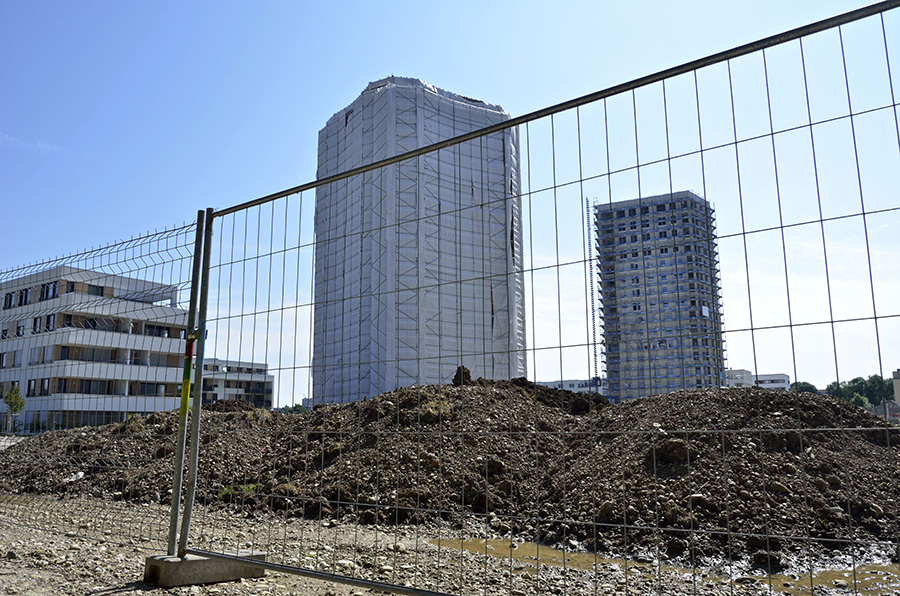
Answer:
144;550;266;587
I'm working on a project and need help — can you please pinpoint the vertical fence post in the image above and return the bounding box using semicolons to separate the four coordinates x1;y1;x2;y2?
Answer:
177;207;214;558
167;209;205;555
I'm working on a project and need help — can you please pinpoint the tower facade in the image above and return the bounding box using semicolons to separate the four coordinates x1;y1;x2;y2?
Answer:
594;191;725;401
313;77;526;404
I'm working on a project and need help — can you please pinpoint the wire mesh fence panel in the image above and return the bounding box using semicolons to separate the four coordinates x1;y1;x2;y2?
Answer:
0;222;198;551
0;3;899;595
176;6;900;594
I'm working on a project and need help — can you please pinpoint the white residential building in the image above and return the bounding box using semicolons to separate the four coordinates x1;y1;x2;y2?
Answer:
313;76;526;404
200;358;274;409
724;368;790;391
0;266;188;430
536;377;607;395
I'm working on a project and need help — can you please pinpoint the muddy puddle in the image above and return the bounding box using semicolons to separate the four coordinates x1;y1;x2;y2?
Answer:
430;538;900;595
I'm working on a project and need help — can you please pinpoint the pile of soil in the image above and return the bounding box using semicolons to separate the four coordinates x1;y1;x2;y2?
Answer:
1;375;897;570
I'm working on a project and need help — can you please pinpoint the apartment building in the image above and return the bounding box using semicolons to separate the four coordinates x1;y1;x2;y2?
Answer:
536;377;607;395
0;266;188;430
200;358;274;409
594;191;726;401
724;368;790;391
313;76;526;404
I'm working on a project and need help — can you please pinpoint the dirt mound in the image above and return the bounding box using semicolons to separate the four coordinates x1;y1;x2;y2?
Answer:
203;398;258;412
0;382;896;570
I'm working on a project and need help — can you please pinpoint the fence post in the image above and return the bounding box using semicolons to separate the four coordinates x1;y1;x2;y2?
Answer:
166;210;206;555
177;207;214;558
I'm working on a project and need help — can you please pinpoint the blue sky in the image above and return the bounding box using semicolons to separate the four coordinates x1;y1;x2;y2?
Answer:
2;1;896;395
0;0;870;267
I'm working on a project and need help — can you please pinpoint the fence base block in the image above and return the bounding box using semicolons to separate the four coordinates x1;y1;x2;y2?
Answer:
143;550;267;587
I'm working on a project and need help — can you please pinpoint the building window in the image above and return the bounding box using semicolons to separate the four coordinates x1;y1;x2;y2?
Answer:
26;379;36;398
18;288;30;306
46;314;55;331
87;285;104;297
16;324;24;337
0;326;7;340
2;292;13;310
33;317;41;334
63;314;73;327
40;282;58;301
79;379;110;395
40;378;50;396
0;353;5;369
60;346;69;360
145;324;169;338
13;350;22;367
57;378;67;393
65;281;75;293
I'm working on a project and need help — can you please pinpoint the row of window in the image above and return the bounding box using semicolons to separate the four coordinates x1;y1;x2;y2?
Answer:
1;316;184;340
617;255;708;272
1;346;179;369
597;199;706;221
605;244;713;257
27;378;177;396
0;350;22;369
1;281;105;311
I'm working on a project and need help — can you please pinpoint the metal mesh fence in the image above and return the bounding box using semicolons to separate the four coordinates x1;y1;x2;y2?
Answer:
185;4;900;594
2;2;900;595
0;222;197;551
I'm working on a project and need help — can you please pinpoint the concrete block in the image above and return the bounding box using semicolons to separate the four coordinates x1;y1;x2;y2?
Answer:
144;550;266;587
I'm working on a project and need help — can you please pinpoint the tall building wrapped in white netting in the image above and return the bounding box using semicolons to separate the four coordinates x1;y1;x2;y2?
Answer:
313;76;526;404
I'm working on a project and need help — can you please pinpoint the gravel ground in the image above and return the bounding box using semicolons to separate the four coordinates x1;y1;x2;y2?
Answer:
2;497;899;596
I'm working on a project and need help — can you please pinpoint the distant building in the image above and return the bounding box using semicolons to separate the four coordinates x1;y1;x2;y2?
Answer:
313;76;526;404
869;398;900;425
536;377;607;395
200;358;274;409
894;370;900;403
724;368;790;391
594;191;726;400
0;266;188;430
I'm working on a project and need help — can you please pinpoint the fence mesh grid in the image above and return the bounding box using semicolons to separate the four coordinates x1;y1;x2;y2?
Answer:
2;4;900;595
0;223;197;550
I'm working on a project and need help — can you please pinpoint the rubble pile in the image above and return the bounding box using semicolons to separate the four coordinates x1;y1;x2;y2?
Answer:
1;375;897;569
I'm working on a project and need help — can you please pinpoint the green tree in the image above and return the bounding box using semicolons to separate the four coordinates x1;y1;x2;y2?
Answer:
845;377;868;401
278;404;308;414
850;392;871;408
2;386;25;433
825;380;843;400
790;381;819;394
865;374;891;407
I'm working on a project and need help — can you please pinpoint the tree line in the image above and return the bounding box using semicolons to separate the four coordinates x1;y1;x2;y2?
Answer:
790;374;895;408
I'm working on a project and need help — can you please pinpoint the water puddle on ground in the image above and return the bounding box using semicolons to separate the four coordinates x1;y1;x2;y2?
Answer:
429;538;900;595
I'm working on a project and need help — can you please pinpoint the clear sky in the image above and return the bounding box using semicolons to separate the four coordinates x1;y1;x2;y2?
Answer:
0;0;871;266
2;1;895;396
